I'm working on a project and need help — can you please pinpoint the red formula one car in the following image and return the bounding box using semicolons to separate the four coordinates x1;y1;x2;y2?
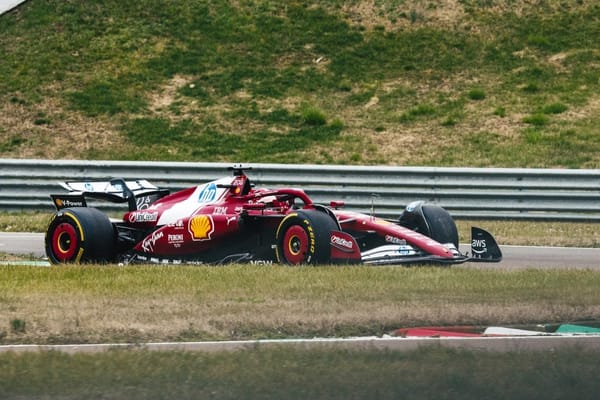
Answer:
45;166;502;265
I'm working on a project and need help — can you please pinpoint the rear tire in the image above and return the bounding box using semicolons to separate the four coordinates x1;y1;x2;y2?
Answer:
276;210;337;265
45;207;116;264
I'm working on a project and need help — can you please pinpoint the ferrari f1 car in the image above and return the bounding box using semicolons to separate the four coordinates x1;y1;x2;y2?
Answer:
45;166;502;265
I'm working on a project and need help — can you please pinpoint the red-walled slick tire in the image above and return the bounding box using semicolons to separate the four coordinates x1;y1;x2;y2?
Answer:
45;207;116;264
275;210;337;265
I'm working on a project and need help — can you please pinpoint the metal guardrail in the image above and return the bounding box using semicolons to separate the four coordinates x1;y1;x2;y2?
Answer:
1;159;599;221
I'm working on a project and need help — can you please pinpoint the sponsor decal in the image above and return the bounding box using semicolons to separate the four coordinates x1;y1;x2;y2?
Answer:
134;255;182;265
214;206;228;215
168;234;184;248
168;234;184;243
331;234;354;252
55;198;85;208
84;183;94;191
385;235;407;245
250;260;273;265
168;219;185;229
472;239;486;247
471;239;487;254
393;224;447;252
136;196;153;210
141;231;164;252
397;245;414;256
185;260;205;265
189;215;214;241
129;211;159;223
198;183;218;203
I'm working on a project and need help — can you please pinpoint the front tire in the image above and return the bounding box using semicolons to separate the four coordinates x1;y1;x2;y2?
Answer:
399;202;459;248
421;205;459;248
275;210;337;265
45;207;116;264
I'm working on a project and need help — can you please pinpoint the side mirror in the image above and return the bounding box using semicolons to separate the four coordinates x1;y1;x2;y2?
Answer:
329;201;345;209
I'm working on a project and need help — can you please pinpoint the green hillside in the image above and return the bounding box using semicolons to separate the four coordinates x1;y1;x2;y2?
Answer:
1;0;598;167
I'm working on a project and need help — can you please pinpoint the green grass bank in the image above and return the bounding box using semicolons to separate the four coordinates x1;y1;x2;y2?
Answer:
1;0;599;167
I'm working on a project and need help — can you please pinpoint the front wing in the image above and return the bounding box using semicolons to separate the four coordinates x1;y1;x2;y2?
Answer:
357;227;502;266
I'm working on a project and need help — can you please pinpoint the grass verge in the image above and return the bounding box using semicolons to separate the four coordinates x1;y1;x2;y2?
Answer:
1;347;599;400
1;265;599;344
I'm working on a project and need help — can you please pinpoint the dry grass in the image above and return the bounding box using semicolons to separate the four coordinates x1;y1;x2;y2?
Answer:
457;220;600;248
339;0;468;32
0;211;50;232
1;265;599;344
0;94;127;159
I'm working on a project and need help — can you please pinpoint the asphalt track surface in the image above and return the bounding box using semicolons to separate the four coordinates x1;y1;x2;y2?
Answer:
1;232;599;269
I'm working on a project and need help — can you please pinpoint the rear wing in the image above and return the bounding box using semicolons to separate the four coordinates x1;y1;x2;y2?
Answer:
50;178;170;211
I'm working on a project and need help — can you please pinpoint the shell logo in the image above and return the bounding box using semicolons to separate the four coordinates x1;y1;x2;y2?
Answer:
189;215;214;241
